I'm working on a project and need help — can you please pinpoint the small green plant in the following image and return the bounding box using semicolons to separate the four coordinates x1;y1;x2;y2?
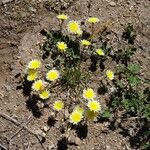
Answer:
143;140;150;150
122;23;136;44
61;67;88;89
101;109;111;120
115;46;137;66
109;64;149;118
119;63;141;86
22;13;149;150
24;14;104;126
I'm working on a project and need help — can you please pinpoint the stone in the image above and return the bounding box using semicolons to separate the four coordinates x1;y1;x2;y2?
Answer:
68;135;81;145
2;0;13;4
48;144;55;150
75;137;81;145
109;1;116;6
43;126;49;132
29;7;37;12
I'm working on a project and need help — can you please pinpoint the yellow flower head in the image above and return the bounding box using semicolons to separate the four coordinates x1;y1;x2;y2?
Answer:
39;90;50;100
53;100;64;111
28;59;41;69
27;69;38;81
32;80;45;91
88;100;101;112
68;21;81;34
87;17;99;23
57;42;68;52
74;106;84;114
57;14;68;20
86;109;98;120
96;49;104;56
70;111;83;124
83;88;95;100
81;40;91;46
46;70;59;81
106;70;114;80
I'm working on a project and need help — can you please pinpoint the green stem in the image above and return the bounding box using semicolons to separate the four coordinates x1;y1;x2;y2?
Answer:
91;23;94;37
59;20;64;31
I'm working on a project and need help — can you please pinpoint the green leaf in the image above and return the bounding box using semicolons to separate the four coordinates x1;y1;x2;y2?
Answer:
111;98;120;108
127;75;140;86
128;64;140;74
122;99;130;110
102;109;111;119
143;104;150;121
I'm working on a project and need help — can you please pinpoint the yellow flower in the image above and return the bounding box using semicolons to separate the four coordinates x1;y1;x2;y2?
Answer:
57;14;68;20
106;70;114;80
57;42;68;52
39;90;50;100
53;100;64;111
46;70;59;81
81;40;91;46
74;106;84;114
83;88;95;100
27;69;38;81
68;21;81;34
70;111;83;124
28;59;41;69
32;80;45;91
87;17;99;23
87;100;101;112
96;49;104;56
86;109;98;120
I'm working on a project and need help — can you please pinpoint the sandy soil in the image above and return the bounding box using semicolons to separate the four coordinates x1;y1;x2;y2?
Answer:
0;0;150;149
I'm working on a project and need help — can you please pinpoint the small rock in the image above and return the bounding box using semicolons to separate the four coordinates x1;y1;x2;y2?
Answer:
64;109;69;117
60;93;67;99
48;144;55;150
29;7;36;12
109;1;116;6
110;86;116;93
68;135;81;145
41;132;46;137
37;101;44;108
12;114;18;120
43;126;49;132
129;6;134;11
4;85;11;92
106;145;111;150
75;137;81;145
2;0;13;4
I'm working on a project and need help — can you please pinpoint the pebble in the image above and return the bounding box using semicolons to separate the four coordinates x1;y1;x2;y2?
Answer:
68;135;81;145
109;1;116;6
106;145;111;150
43;126;49;132
12;114;18;120
48;144;55;150
75;137;81;145
64;109;69;118
110;86;116;93
2;0;13;4
28;7;37;12
4;85;11;92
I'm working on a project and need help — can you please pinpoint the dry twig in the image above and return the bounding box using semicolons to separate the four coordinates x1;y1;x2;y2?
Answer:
0;113;47;150
0;143;7;150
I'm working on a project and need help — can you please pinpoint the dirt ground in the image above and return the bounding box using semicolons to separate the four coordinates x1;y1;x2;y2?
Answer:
0;0;150;150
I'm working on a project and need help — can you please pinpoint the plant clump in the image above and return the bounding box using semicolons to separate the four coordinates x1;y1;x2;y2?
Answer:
23;13;149;150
